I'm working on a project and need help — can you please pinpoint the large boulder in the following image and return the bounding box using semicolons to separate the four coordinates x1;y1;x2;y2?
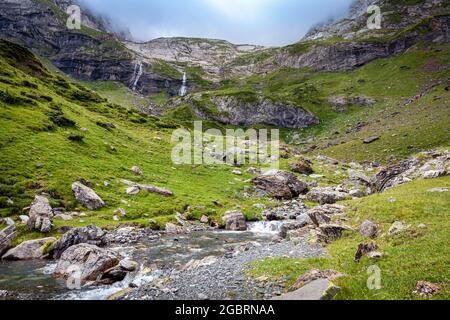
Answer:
307;204;345;227
54;244;119;283
72;182;105;210
251;170;308;200
0;226;16;257
50;225;107;259
2;237;55;260
307;187;350;205
222;211;247;231
27;196;54;233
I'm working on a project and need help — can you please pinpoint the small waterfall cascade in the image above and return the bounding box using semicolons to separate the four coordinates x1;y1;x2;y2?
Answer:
130;61;143;92
179;72;187;96
247;221;284;234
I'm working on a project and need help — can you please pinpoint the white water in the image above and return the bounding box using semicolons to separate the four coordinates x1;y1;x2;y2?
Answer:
247;221;284;235
179;72;187;96
130;61;143;92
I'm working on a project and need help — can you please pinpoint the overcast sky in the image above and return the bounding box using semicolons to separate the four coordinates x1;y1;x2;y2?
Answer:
78;0;354;46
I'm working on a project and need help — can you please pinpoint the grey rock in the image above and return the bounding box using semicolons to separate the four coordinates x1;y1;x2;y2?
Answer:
27;196;54;233
291;270;346;291
251;170;308;200
223;211;247;231
119;259;138;272
19;215;29;224
72;182;105;210
388;221;409;235
2;237;55;260
55;244;119;283
307;204;345;227
50;225;107;259
131;166;144;176
272;279;340;300
54;214;73;221
290;159;314;175
173;95;319;129
359;220;378;238
200;215;209;224
0;226;16;257
317;224;352;244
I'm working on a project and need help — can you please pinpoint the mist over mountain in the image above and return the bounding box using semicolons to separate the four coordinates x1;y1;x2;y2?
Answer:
77;0;355;46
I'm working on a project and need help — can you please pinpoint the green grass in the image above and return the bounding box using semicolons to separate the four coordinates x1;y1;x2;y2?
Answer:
249;176;450;300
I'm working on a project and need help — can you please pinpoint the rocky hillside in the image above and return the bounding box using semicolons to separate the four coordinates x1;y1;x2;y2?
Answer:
0;0;183;95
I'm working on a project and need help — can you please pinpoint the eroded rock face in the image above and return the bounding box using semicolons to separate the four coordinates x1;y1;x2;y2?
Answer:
54;244;119;283
2;237;55;260
223;211;247;231
173;96;319;129
50;225;107;259
252;170;309;200
72;182;105;210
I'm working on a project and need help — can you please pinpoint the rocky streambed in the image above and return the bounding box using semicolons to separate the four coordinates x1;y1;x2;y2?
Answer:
0;222;324;301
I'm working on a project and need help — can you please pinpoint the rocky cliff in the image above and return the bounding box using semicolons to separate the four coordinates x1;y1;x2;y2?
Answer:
169;94;320;129
124;37;264;81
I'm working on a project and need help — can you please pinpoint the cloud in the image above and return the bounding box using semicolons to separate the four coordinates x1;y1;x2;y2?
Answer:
77;0;354;46
203;0;275;20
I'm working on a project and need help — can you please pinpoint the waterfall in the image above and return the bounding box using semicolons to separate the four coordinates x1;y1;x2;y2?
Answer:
130;61;143;92
179;72;187;96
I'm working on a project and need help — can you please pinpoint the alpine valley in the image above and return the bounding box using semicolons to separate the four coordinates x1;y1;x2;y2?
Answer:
0;0;448;301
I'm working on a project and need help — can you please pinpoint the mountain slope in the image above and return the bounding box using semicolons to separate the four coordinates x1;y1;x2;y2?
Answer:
0;39;266;228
